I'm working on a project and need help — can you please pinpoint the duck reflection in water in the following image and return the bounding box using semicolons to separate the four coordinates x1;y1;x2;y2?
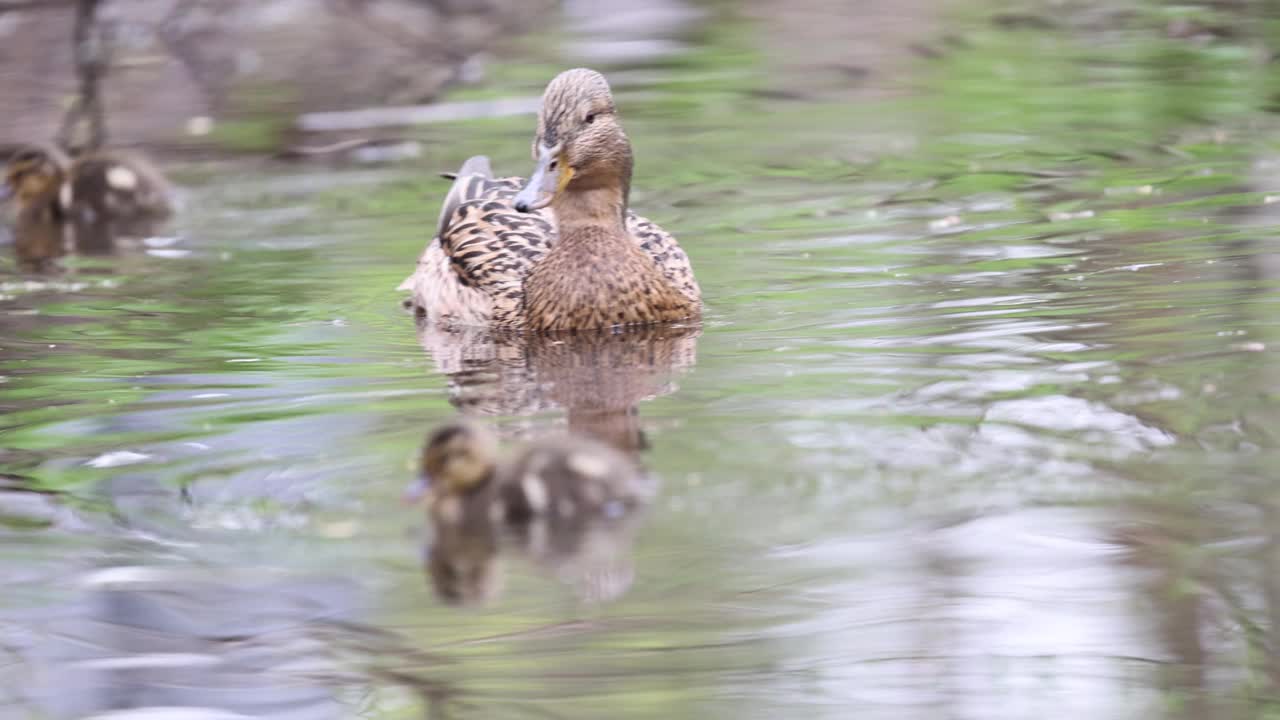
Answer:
412;322;697;605
416;319;697;422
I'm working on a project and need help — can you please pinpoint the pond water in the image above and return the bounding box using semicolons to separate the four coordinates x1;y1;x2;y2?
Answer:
3;2;1280;719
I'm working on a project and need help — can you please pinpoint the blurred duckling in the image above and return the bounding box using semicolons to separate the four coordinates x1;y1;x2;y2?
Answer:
63;148;174;252
415;419;657;605
1;144;72;272
1;143;173;259
417;419;656;527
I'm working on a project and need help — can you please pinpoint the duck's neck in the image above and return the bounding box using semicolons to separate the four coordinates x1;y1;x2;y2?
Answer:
551;144;633;242
552;184;629;242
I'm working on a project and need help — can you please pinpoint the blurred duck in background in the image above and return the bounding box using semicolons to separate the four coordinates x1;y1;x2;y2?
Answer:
400;68;701;331
63;147;174;252
1;144;71;272
1;143;173;270
412;419;659;605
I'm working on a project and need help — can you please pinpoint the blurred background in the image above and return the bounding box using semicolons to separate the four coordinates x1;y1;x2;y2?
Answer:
3;0;1280;718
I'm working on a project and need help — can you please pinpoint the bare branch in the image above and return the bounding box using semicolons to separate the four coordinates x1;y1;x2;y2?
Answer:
57;0;109;150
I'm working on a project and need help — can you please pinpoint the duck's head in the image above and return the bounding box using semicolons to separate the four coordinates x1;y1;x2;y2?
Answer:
2;145;69;208
413;420;499;500
514;68;632;215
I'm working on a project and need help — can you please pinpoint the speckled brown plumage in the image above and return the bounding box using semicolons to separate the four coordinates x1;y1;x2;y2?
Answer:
400;68;701;331
523;224;696;332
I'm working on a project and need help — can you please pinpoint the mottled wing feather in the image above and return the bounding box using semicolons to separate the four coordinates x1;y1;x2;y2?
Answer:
436;158;506;237
410;157;698;327
626;212;701;306
440;181;554;325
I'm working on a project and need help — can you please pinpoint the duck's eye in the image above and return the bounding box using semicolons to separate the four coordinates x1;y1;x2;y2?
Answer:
549;159;559;171
584;113;597;125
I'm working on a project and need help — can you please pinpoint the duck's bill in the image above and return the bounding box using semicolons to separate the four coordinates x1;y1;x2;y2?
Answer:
513;144;571;213
402;473;433;505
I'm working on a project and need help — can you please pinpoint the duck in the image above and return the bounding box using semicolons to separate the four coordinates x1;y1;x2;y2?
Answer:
1;144;72;271
62;147;174;252
414;419;657;605
399;68;701;332
414;419;657;527
1;143;173;260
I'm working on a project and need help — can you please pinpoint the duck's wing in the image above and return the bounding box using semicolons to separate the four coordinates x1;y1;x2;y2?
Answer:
412;156;555;326
439;186;556;324
627;213;701;306
435;155;497;234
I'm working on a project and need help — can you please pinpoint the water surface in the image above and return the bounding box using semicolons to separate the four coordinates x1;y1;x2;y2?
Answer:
3;3;1280;718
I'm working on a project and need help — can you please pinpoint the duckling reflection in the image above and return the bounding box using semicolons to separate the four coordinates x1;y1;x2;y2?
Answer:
416;419;658;605
2;143;173;267
413;312;695;604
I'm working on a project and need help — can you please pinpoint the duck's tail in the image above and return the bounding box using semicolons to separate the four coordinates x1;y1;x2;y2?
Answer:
441;155;492;181
401;156;497;295
436;155;493;237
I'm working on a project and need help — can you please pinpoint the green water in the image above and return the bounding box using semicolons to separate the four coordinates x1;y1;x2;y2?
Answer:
4;2;1280;718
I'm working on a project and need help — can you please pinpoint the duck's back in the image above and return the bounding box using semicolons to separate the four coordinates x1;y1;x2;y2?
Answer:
497;435;657;522
65;151;174;252
400;155;700;328
68;151;173;220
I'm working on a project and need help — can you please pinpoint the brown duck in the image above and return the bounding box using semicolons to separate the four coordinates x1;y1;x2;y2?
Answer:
413;419;658;605
400;68;701;332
